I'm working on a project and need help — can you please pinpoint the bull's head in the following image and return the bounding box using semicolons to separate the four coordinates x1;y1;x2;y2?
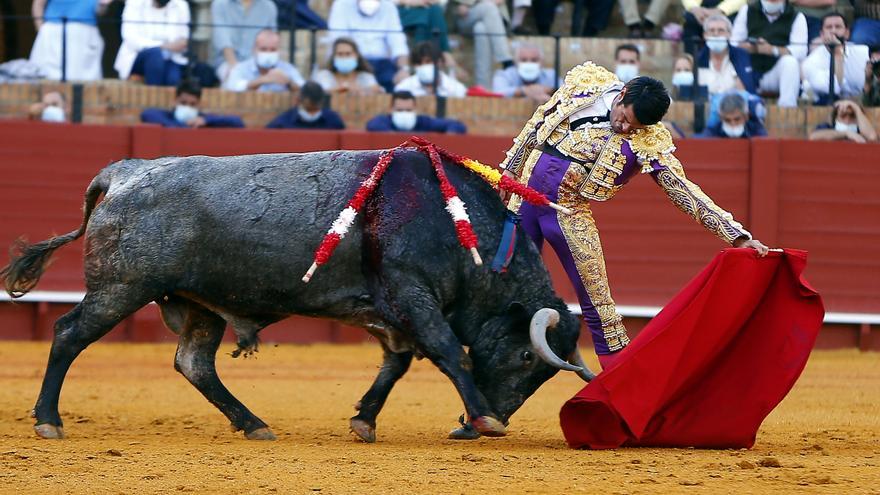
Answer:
467;303;595;424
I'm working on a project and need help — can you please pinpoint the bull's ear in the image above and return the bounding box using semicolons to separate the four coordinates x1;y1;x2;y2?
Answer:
506;301;531;327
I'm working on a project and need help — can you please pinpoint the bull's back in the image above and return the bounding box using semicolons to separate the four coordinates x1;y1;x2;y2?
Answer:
88;151;381;314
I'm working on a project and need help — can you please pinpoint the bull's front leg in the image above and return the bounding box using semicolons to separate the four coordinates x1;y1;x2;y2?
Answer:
379;293;506;438
350;344;413;443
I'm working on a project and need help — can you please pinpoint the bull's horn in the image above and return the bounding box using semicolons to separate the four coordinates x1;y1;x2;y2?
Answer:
567;349;596;382
529;308;582;372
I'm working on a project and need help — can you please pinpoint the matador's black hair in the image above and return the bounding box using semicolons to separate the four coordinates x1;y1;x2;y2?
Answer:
621;76;670;126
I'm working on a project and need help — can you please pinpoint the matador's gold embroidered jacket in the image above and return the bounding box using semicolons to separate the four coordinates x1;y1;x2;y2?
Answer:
501;62;751;245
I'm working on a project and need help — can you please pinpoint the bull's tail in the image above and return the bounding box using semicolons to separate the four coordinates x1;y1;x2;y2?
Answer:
1;169;111;298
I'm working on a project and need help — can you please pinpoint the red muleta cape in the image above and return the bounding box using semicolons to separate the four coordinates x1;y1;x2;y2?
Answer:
559;248;824;449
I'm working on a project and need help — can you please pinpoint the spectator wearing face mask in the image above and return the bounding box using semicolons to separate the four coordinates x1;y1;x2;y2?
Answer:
366;90;467;133
681;0;747;54
141;79;245;128
223;29;304;92
28;91;68;123
809;99;877;142
697;14;757;96
614;44;641;83
492;43;559;103
697;91;767;138
114;0;190;86
327;0;411;93
393;41;467;98
266;82;345;129
212;0;278;82
801;13;870;103
29;0;109;81
731;0;808;107
670;55;696;99
311;37;383;95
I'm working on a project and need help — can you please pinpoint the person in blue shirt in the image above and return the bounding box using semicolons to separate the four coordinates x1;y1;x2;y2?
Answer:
266;82;346;130
141;79;245;128
697;91;767;138
365;90;467;133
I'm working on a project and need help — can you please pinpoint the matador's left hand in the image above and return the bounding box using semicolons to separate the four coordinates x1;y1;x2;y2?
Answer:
734;237;770;257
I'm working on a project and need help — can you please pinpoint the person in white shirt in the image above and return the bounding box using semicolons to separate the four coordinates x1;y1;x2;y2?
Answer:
801;13;870;103
393;41;467;97
223;29;305;92
327;0;410;92
114;0;190;85
731;0;808;107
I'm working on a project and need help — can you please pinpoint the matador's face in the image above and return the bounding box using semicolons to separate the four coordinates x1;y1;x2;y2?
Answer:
610;91;646;135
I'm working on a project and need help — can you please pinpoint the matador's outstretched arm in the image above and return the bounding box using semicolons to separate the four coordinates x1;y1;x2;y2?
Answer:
648;154;752;245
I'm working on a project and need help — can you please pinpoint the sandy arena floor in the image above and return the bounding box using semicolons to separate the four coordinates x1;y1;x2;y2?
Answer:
0;342;878;494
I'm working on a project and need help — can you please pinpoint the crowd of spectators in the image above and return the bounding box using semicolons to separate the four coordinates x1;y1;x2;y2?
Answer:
14;0;880;141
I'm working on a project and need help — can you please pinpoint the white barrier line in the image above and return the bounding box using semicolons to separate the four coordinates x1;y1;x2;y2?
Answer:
0;291;876;325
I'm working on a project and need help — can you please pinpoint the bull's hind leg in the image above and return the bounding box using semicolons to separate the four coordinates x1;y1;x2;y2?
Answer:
350;345;413;443
33;286;154;439
167;299;275;440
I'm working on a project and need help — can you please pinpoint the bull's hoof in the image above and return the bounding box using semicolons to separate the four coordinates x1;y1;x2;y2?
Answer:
34;423;65;439
471;416;506;437
350;418;376;443
447;424;482;440
244;427;277;441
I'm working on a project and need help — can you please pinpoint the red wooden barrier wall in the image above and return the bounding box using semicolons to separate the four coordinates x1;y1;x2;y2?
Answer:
1;121;878;348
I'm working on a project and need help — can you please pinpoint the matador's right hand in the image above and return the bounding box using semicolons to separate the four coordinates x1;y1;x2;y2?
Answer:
500;169;516;205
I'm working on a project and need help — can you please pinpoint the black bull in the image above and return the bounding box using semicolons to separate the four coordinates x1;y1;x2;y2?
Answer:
1;149;595;442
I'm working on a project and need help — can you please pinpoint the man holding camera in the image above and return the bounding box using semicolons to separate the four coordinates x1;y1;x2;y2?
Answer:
801;13;870;103
731;0;808;107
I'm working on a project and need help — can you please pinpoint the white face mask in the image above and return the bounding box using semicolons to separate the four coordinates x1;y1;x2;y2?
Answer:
416;64;436;85
391;110;417;131
761;0;785;15
706;37;729;54
333;56;358;74
672;71;694;86
256;51;279;70
298;107;322;123
359;0;381;16
834;120;859;133
722;122;745;137
615;63;639;83
174;104;199;124
41;105;65;123
516;62;542;82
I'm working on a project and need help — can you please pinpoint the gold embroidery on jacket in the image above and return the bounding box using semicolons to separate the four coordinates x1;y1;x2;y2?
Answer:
653;156;751;244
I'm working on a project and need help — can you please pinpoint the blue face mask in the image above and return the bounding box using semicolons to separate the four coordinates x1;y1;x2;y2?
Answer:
333;56;358;74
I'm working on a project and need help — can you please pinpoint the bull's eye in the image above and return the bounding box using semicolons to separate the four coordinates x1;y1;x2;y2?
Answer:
520;351;533;362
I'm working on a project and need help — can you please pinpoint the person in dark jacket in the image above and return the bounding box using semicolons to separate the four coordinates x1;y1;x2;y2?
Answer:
697;92;767;138
365;90;466;133
266;81;345;130
141;79;244;128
